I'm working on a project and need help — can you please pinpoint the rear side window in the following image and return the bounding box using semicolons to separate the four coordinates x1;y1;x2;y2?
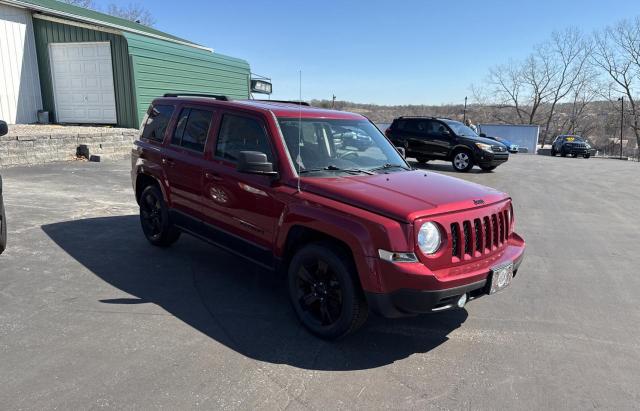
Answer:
215;114;274;162
170;108;213;152
142;105;174;142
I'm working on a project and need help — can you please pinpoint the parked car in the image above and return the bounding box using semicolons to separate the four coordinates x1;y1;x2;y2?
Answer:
131;96;526;339
483;135;519;153
551;135;592;158
0;120;8;254
385;117;510;172
334;126;372;151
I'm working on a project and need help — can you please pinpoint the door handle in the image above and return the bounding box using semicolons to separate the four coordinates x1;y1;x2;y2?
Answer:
204;171;223;181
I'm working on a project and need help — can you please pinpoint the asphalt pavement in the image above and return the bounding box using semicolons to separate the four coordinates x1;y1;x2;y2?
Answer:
0;154;639;409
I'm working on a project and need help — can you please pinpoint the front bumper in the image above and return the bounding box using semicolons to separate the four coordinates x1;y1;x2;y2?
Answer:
476;151;509;167
564;146;589;155
366;234;525;318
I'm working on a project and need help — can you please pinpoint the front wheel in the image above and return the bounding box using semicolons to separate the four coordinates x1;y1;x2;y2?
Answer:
550;148;557;156
452;150;474;172
288;243;368;340
0;194;7;255
139;185;180;247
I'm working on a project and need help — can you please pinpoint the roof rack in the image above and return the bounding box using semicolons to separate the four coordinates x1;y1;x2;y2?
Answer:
163;93;229;101
254;99;310;106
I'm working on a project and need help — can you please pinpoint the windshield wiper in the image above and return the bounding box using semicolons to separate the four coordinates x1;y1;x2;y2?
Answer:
369;163;409;172
300;165;375;175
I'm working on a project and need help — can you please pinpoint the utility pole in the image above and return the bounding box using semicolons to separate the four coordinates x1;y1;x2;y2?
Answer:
618;96;624;159
463;96;468;122
331;94;336;109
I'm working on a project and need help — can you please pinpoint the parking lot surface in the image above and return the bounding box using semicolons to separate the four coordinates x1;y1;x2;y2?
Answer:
1;155;639;409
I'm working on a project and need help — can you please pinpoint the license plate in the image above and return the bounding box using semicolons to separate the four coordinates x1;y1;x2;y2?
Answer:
489;262;514;294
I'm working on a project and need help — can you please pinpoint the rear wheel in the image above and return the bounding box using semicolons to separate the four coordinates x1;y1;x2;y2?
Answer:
139;185;180;247
452;150;474;172
288;243;368;340
584;154;591;159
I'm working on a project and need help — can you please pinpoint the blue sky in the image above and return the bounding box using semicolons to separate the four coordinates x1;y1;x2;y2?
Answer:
111;0;639;105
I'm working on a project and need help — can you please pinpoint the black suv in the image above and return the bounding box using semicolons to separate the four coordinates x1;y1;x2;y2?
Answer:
385;117;509;172
550;135;592;158
0;120;8;254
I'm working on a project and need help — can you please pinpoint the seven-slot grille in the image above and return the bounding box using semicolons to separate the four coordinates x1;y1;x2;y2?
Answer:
450;208;511;261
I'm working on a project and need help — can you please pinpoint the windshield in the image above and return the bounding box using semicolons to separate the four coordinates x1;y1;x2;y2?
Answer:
278;118;409;176
564;136;585;142
442;119;479;137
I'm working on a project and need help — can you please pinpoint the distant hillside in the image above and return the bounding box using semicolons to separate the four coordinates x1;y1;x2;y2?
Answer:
309;99;636;152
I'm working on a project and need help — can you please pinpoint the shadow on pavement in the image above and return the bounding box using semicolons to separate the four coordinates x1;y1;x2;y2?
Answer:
407;160;488;174
42;215;468;371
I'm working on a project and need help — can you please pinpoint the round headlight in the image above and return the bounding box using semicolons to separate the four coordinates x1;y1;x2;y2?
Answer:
418;222;442;255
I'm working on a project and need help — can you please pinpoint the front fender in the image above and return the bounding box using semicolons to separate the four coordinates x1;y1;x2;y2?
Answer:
275;195;414;292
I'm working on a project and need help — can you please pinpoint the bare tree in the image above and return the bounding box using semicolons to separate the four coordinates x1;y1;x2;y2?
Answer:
107;3;155;26
592;17;640;158
538;29;593;147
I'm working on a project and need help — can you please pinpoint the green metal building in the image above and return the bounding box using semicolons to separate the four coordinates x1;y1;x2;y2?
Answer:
1;0;251;128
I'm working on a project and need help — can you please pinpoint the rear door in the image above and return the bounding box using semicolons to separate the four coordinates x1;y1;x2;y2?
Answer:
162;106;215;219
201;111;285;255
406;119;432;155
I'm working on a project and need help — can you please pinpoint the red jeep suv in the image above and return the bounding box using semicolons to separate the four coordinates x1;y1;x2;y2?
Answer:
131;94;525;339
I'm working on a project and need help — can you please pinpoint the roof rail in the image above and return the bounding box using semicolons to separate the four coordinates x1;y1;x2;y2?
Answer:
254;99;310;106
163;93;229;101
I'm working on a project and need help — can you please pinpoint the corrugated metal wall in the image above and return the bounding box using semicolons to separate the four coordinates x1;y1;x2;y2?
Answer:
0;3;42;124
123;32;250;124
32;18;251;129
32;17;138;128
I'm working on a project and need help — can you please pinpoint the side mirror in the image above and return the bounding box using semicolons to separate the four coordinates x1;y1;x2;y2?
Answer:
479;133;487;137
396;146;406;158
237;151;278;177
0;120;8;137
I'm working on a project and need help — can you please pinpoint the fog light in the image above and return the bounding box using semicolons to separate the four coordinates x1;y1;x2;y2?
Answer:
457;293;467;308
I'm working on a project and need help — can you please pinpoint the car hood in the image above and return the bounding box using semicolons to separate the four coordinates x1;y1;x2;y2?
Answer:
301;170;508;222
462;135;505;146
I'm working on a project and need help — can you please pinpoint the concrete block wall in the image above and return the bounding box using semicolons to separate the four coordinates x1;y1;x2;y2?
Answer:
0;131;138;167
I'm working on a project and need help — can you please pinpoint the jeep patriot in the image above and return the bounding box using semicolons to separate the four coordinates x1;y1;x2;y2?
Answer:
131;95;526;339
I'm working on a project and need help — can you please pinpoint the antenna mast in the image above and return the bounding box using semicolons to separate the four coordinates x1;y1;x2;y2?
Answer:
297;70;302;192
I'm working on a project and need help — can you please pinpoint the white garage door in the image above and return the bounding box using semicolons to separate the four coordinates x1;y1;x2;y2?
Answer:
49;42;117;124
0;3;42;124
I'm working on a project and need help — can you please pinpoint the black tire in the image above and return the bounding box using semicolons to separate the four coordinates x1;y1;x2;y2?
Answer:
561;150;567;157
480;165;497;172
571;153;578;158
451;150;474;172
584;154;591;159
288;242;368;340
550;148;557;156
139;185;180;247
416;156;429;164
0;193;6;255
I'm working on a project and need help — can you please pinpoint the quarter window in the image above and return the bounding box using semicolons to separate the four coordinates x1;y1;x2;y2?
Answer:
171;108;213;152
142;105;174;142
215;114;273;162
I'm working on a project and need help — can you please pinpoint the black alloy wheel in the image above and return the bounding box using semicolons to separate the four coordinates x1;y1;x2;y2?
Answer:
139;185;180;247
0;193;6;254
288;243;367;339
